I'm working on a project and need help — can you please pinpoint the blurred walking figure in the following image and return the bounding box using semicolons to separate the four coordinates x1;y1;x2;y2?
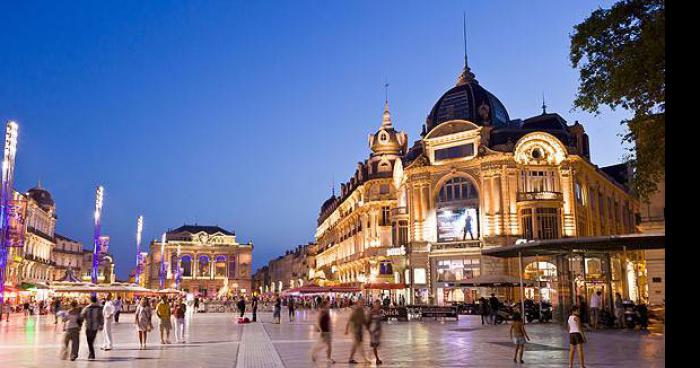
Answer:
237;296;246;318
135;297;153;350
589;290;602;329
478;297;489;325
52;297;61;324
488;294;499;325
113;296;123;323
614;293;624;328
173;298;187;343
273;296;282;324
288;297;295;322
59;300;83;361
251;294;259;322
101;294;115;350
156;296;172;344
345;302;369;364
81;295;104;360
568;306;587;368
310;299;334;364
367;300;384;365
510;312;530;364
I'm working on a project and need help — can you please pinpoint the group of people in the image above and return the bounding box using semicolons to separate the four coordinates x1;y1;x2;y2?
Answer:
478;293;504;325
54;294;189;360
310;298;385;365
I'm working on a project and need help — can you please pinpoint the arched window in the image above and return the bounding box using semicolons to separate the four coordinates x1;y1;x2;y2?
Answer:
438;177;478;204
228;256;236;278
181;255;192;277
199;255;211;277
215;256;227;277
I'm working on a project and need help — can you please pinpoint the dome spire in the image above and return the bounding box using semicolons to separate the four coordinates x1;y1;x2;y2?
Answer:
456;11;476;86
382;81;392;129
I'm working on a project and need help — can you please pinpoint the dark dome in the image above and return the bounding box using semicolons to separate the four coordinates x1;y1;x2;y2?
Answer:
27;187;55;211
425;74;510;132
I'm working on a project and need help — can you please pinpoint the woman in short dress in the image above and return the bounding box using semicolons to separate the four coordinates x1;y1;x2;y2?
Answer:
568;306;587;368
134;298;153;350
367;299;384;365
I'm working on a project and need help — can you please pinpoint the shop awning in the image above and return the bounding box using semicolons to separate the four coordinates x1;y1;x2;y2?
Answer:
364;282;406;290
449;275;534;287
482;233;665;258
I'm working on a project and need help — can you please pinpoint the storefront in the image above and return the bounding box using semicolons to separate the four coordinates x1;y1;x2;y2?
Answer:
482;233;664;322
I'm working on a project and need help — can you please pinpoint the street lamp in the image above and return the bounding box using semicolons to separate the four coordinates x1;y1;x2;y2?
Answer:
159;233;166;289
91;186;104;285
0;121;19;308
134;215;143;284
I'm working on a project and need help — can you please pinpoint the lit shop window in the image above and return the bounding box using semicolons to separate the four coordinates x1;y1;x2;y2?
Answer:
436;258;480;281
413;268;427;284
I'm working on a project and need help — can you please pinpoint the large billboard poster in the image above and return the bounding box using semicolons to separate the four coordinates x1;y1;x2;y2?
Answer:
436;207;479;242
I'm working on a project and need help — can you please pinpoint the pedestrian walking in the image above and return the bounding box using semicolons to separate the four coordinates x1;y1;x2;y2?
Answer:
567;306;587;368
2;301;10;322
273;296;282;324
135;297;153;350
310;299;335;364
101;294;115;351
488;294;499;325
251;294;259;322
237;297;246;318
367;299;384;365
614;293;624;328
478;297;489;325
156;296;172;344
52;297;62;324
288;297;295;322
173;298;187;343
80;295;104;360
113;296;123;323
589;290;602;329
345;302;369;364
58;300;83;361
578;295;588;327
510;312;530;364
194;297;200;314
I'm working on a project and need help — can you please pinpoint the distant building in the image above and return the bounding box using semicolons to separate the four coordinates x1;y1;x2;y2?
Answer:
253;242;318;295
144;225;253;296
52;233;84;281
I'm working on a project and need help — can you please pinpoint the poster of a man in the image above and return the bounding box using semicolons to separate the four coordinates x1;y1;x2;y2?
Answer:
437;207;479;243
462;212;475;240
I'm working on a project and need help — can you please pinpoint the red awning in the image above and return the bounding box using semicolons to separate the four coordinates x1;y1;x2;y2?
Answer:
363;282;406;290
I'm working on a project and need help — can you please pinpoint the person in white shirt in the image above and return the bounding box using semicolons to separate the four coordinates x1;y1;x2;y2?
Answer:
568;306;586;368
101;294;116;350
589;290;603;330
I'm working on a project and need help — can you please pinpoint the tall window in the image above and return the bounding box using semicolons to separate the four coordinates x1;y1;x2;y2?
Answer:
228;257;236;278
181;255;192;277
438;177;477;203
199;255;210;278
171;254;178;273
215;256;227;277
379;261;393;275
521;208;560;239
519;169;559;193
380;206;390;226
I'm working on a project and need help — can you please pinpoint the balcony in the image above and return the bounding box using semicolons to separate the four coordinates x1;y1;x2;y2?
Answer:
391;207;408;217
517;191;563;202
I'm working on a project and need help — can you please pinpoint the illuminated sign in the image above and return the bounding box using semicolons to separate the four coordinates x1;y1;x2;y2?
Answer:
386;246;406;256
436;207;479;243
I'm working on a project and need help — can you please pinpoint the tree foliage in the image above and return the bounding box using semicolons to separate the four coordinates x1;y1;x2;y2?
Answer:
570;0;665;202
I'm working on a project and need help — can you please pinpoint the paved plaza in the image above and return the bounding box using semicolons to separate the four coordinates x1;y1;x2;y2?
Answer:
0;309;664;368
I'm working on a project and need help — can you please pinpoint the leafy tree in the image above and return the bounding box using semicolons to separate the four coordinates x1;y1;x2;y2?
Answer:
570;0;664;202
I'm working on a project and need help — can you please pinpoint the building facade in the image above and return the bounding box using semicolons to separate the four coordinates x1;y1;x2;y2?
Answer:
144;225;253;296
253;243;317;295
313;62;643;307
52;234;84;281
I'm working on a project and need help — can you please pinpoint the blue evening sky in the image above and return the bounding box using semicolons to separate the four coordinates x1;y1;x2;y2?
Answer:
1;1;630;278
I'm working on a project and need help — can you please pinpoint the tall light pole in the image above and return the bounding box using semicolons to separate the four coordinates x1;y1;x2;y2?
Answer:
0;121;19;308
91;186;104;284
175;242;182;289
159;233;166;289
134;215;143;284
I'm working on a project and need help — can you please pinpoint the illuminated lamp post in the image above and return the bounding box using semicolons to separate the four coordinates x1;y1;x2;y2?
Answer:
91;186;104;285
175;242;182;289
134;215;143;284
0;121;19;308
159;233;166;289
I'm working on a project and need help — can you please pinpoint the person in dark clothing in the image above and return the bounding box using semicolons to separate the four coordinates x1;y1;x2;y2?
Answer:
194;297;200;314
251;295;259;322
53;298;62;324
288;297;295;322
237;297;246;318
578;295;588;326
478;297;490;325
488;294;500;325
80;296;104;360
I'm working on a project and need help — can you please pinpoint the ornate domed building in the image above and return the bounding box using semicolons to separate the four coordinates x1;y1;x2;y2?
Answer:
313;55;649;315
